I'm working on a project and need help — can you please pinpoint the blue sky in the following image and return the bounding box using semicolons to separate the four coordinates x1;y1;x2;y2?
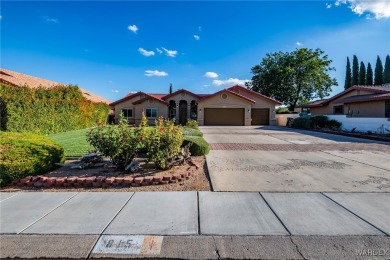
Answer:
1;1;389;102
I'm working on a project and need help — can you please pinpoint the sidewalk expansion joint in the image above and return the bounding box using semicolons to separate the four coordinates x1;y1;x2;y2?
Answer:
258;192;292;236
0;193;20;203
197;192;201;235
86;192;136;259
321;193;389;236
17;192;80;234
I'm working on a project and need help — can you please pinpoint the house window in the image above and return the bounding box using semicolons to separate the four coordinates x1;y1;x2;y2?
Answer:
333;105;344;115
121;108;133;118
385;101;390;118
146;108;157;118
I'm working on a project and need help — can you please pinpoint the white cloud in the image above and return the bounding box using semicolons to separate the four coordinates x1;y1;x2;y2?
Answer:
128;24;138;33
162;47;177;57
204;72;219;78
212;78;250;87
194;35;200;40
156;48;163;54
42;16;58;23
335;0;390;19
138;48;155;57
203;84;210;87
296;42;303;46
326;3;332;8
112;90;119;93
144;70;168;77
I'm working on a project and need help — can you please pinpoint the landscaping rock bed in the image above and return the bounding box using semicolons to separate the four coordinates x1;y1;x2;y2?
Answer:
4;157;211;192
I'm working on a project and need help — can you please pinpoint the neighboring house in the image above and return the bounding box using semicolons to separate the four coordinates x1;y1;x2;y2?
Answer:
110;85;281;126
301;85;390;118
0;68;111;104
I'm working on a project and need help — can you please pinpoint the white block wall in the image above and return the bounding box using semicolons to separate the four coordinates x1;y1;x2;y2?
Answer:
326;115;390;133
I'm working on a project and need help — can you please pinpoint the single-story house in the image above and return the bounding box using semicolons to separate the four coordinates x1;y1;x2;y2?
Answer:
300;85;390;118
110;85;281;126
0;68;111;105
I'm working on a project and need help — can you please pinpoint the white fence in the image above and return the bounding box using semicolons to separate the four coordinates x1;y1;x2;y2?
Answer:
325;115;390;133
275;114;300;126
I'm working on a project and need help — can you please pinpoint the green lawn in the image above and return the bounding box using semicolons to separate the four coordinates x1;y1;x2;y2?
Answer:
48;128;92;157
47;126;205;158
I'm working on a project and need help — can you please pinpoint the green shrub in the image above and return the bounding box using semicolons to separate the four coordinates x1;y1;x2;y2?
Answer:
326;119;342;130
186;119;199;129
276;107;298;114
286;117;294;127
183;127;203;137
291;117;311;129
145;116;184;170
87;114;144;170
310;115;328;128
182;136;210;156
0;83;109;135
0;132;64;186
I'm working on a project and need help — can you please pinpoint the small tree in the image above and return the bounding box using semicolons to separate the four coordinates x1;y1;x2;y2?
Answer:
344;57;352;89
352;55;359;86
169;83;173;94
366;62;374;85
374;56;383;85
359;61;366;85
383;55;390;84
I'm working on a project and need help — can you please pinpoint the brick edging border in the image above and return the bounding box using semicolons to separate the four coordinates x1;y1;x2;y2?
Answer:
17;162;201;189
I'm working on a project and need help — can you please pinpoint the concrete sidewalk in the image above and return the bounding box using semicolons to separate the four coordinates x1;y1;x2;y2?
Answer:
1;192;389;259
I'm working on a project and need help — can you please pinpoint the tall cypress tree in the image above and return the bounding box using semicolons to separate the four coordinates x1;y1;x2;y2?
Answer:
344;57;352;89
366;62;373;85
374;56;383;85
383;55;390;84
359;61;366;85
169;83;173;94
352;55;359;86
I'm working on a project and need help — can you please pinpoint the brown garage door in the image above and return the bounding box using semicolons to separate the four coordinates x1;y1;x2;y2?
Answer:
204;108;244;126
251;108;269;125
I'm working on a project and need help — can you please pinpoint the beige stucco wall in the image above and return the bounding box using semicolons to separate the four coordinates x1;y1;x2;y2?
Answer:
345;101;385;118
113;95;168;125
198;91;253;126
241;93;277;125
310;90;380;116
165;92;199;122
133;99;168;125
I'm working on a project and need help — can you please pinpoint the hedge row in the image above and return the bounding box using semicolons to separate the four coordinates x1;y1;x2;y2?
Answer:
0;132;65;186
182;127;209;156
0;83;109;135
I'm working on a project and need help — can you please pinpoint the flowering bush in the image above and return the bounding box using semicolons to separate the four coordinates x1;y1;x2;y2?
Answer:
87;114;144;170
145;117;184;170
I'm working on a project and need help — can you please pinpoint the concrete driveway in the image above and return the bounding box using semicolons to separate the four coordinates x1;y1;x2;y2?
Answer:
201;126;390;192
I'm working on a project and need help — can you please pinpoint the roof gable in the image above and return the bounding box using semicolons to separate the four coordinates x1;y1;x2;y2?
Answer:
228;85;282;105
162;89;199;100
198;89;256;104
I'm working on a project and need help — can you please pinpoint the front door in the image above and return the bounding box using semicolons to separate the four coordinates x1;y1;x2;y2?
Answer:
179;107;187;125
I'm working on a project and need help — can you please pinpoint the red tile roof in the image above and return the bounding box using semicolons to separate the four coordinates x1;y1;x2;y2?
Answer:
302;85;390;107
162;89;200;100
0;68;111;104
198;89;256;104
337;93;390;103
132;94;168;105
228;85;282;105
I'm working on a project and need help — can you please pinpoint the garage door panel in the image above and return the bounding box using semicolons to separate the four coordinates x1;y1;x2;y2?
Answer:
251;108;269;125
204;108;244;126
